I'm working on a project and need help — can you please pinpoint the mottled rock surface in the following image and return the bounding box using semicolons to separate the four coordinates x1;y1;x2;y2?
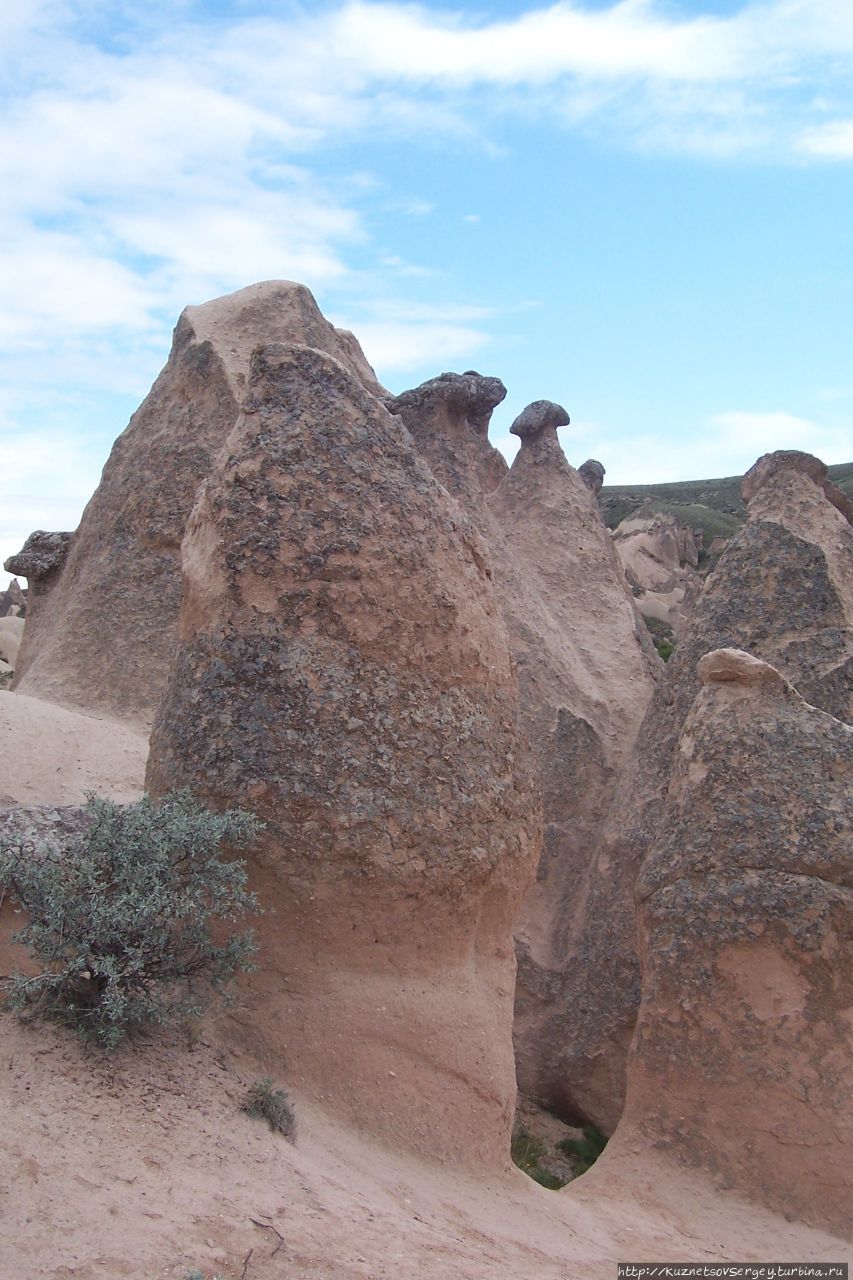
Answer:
390;376;657;1119
390;371;509;515
11;282;381;725
618;649;852;1237
147;343;539;1167
563;450;853;1132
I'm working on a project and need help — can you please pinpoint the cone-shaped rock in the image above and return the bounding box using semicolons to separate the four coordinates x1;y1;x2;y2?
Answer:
146;343;539;1167
563;449;853;1132
617;649;852;1237
487;404;657;1113
11;281;382;724
389;378;658;1117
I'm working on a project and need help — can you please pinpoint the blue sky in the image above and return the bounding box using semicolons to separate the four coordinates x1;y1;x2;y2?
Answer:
2;0;852;584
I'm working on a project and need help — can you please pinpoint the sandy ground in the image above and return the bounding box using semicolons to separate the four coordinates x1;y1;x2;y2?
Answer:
0;690;148;808
0;1012;848;1280
0;689;849;1278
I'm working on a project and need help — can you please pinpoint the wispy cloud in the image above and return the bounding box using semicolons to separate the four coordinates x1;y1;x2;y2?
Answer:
3;1;853;582
580;408;851;486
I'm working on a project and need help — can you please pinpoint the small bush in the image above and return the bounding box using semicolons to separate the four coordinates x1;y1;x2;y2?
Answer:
243;1077;296;1142
0;790;261;1048
511;1125;567;1190
558;1124;607;1175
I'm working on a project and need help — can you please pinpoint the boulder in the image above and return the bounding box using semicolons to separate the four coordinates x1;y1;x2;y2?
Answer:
390;376;658;1118
620;649;852;1237
146;343;539;1168
0;615;25;668
10;282;382;725
560;449;853;1132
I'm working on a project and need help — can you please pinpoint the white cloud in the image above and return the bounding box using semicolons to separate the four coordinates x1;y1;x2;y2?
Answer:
796;119;853;157
330;300;494;375
580;409;851;486
350;322;490;374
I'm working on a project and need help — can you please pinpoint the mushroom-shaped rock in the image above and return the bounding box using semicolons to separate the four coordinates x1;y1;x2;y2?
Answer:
390;371;509;507
509;401;570;461
10;282;382;724
330;361;658;1126
577;458;605;495
5;531;72;582
147;341;539;1169
391;370;506;436
616;649;853;1237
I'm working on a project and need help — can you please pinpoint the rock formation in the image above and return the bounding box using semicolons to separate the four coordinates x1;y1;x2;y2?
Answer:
389;370;509;515
559;449;853;1132
577;458;605;495
0;577;25;618
8;282;382;725
0;615;25;669
618;648;852;1237
146;343;539;1168
612;506;704;637
390;376;658;1117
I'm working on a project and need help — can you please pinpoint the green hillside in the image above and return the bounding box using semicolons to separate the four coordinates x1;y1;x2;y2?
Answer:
599;461;853;541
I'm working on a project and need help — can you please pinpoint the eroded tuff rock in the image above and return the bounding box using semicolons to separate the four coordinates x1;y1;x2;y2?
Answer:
11;282;382;724
618;649;852;1236
147;343;539;1168
389;375;658;1118
389;371;509;514
578;458;605;495
0;577;25;619
561;449;853;1132
612;507;704;636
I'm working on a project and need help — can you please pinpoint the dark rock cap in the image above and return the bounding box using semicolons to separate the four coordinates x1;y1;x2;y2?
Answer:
509;400;570;444
5;530;72;580
390;371;506;436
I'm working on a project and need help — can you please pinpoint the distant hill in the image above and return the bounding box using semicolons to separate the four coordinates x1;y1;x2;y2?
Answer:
599;461;853;541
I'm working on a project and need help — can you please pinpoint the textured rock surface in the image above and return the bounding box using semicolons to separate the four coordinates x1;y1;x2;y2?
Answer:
618;649;853;1236
612;507;703;636
11;282;381;725
0;577;25;619
390;376;658;1118
562;449;853;1132
577;458;605;495
390;371;509;515
147;343;539;1167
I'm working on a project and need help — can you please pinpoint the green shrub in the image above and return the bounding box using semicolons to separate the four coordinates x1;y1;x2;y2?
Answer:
558;1124;607;1174
243;1077;296;1142
0;790;261;1048
511;1125;567;1190
655;638;674;662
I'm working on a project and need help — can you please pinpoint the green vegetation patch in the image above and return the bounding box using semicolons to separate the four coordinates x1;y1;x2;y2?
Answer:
0;790;261;1048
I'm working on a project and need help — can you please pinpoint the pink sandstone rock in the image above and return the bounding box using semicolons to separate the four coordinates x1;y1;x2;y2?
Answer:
9;282;381;725
618;648;852;1238
146;342;540;1168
